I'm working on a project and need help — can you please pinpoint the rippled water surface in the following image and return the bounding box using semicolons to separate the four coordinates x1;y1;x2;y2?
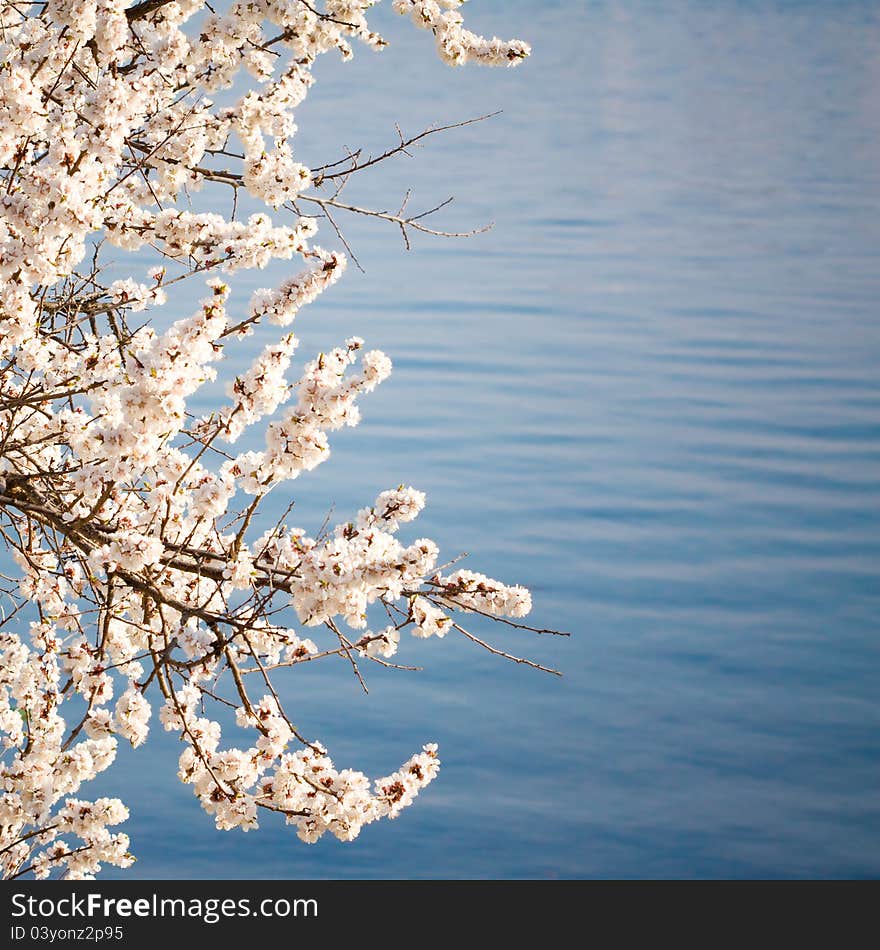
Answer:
96;0;880;878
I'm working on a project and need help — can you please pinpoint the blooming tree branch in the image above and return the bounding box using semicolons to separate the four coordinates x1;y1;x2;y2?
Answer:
0;0;560;881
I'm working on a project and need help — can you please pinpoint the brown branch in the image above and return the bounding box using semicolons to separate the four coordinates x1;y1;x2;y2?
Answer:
451;621;562;676
126;0;176;23
312;113;501;183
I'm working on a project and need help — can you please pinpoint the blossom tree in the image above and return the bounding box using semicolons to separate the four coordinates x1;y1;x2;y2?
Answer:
0;0;561;880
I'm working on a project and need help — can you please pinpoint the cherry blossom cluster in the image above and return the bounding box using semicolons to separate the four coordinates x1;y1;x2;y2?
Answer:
0;0;540;880
391;0;532;66
163;684;441;840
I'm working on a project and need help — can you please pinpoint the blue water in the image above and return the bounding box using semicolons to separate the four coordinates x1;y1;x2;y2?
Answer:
91;0;880;878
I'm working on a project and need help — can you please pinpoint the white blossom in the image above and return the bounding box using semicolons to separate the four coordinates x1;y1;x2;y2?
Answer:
0;0;538;880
